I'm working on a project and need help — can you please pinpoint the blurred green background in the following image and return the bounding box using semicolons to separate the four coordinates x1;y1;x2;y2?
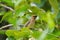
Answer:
0;0;60;40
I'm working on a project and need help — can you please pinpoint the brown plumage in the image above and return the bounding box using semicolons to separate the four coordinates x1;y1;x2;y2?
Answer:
24;15;37;28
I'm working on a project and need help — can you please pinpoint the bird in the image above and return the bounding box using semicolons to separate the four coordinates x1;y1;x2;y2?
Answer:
24;15;37;29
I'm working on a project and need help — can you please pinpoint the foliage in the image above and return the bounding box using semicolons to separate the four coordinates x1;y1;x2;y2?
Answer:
0;0;60;40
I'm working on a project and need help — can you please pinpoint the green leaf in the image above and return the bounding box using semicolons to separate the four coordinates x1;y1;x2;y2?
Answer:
49;0;59;13
6;30;17;37
0;12;13;23
15;2;29;16
32;30;41;38
1;0;14;7
46;12;55;29
20;28;31;37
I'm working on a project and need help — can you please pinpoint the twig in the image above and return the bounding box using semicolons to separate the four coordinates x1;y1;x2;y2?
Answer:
0;24;13;30
0;3;15;12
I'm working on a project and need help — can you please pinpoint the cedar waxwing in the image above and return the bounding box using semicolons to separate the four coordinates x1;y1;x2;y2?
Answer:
24;15;37;28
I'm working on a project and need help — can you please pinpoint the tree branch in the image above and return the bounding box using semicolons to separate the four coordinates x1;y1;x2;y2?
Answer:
0;24;13;30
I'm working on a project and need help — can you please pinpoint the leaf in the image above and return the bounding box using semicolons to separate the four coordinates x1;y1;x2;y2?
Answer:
6;28;32;39
49;0;59;13
8;16;17;26
45;12;55;33
15;1;29;16
32;30;41;38
1;0;14;7
6;30;15;37
46;12;55;29
6;30;21;39
0;12;13;23
20;28;31;37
